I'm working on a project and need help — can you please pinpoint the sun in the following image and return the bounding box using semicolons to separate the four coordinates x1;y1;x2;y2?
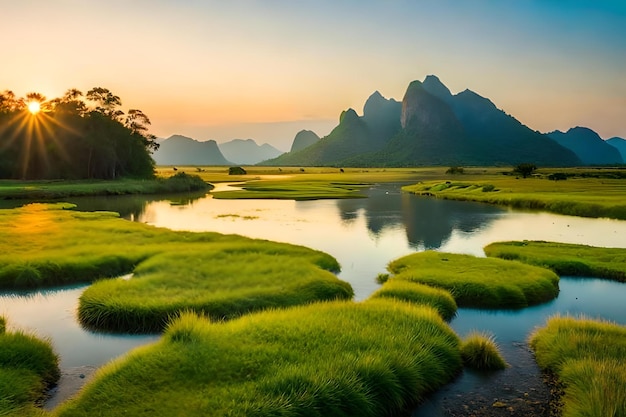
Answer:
27;101;41;114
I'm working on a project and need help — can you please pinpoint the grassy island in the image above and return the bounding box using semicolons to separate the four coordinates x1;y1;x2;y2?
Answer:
485;241;626;282
56;300;462;417
403;173;626;220
385;251;560;308
0;203;351;333
0;317;59;416
530;316;626;416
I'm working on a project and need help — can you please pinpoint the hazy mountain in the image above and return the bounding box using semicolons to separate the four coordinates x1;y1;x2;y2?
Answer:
152;135;231;166
290;130;320;152
264;92;400;166
219;139;283;165
547;127;623;165
606;137;626;162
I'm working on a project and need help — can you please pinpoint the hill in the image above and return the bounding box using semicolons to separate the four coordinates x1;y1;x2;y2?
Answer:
606;137;626;162
152;135;231;166
263;76;581;167
547;127;623;165
219;139;283;165
290;130;321;152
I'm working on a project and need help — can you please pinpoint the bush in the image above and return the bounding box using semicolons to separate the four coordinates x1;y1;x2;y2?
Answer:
481;184;495;192
446;166;464;175
228;166;247;175
460;331;507;370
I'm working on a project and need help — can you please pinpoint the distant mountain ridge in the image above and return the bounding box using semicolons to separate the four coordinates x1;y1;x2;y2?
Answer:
607;137;626;161
264;75;581;167
547;127;623;165
290;130;320;152
219;139;283;165
152;135;231;166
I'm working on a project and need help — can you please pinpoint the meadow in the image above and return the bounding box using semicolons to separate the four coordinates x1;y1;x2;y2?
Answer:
485;240;626;282
403;167;626;220
0;317;59;417
530;316;626;416
385;251;560;308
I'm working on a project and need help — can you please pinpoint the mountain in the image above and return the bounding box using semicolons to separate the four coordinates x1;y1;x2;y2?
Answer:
290;130;320;152
219;139;283;165
265;75;580;167
606;137;626;162
547;127;623;165
152;135;231;166
263;91;401;166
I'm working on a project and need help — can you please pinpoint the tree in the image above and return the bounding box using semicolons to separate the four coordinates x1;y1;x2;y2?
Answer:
514;163;537;178
86;87;124;120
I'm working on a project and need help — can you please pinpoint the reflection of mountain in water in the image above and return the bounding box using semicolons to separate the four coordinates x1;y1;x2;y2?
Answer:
335;184;504;249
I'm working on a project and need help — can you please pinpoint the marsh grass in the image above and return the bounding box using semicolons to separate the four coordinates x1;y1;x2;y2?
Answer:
211;180;368;200
0;204;351;332
460;331;507;371
0;173;210;200
529;316;626;416
387;251;559;308
56;300;462;417
370;280;457;320
485;241;626;282
0;317;59;416
404;173;626;220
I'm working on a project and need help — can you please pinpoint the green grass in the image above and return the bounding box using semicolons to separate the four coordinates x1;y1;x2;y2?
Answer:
529;316;626;417
0;317;59;416
0;172;211;201
404;173;626;220
212;180;368;200
460;331;507;371
0;203;351;333
485;241;626;282
55;299;462;417
369;280;457;321
386;251;560;308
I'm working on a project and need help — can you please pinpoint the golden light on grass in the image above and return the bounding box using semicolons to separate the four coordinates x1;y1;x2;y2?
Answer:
27;101;41;114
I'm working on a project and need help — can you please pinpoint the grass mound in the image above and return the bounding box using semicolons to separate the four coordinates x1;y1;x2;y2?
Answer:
56;300;461;417
0;203;351;333
0;317;59;416
485;241;626;282
387;251;559;308
530;316;626;417
460;331;507;371
370;280;457;321
212;179;367;200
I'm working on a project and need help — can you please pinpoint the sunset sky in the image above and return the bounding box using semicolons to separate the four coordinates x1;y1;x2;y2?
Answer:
4;0;625;150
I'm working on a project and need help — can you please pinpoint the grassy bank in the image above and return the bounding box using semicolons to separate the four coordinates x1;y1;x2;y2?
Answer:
0;172;211;200
530;316;626;416
0;203;351;333
0;317;59;416
211;180;368;200
485;241;626;282
56;299;461;417
386;251;560;308
403;174;626;220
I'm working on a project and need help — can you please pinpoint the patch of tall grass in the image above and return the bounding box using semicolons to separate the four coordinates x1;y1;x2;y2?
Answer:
460;331;507;371
404;175;626;220
387;251;559;308
529;316;626;416
485;240;626;282
212;180;368;200
56;299;462;417
370;280;457;320
0;204;351;332
0;317;59;416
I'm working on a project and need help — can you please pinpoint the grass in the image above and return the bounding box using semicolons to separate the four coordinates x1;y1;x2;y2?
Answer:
386;251;560;308
529;315;626;417
0;172;211;201
0;203;351;333
0;317;59;416
211;180;369;200
460;331;507;371
55;299;462;417
485;241;626;282
403;170;626;220
369;279;457;321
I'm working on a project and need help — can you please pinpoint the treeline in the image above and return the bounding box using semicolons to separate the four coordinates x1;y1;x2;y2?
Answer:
0;88;158;180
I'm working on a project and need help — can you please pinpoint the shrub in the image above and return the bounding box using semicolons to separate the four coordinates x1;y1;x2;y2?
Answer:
481;184;495;192
446;166;464;175
228;166;247;175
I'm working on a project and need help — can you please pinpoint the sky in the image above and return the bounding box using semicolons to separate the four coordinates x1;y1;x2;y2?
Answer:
3;0;625;151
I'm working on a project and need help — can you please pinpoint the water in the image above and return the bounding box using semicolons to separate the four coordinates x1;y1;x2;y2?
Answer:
2;182;626;412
